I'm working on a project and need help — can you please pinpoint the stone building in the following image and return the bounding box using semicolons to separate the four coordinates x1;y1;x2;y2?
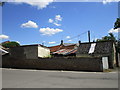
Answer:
76;41;117;68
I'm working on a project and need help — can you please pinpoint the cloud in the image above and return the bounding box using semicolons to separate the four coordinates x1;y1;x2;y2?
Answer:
55;15;62;21
48;41;56;44
108;28;120;33
40;27;63;36
68;40;72;42
53;22;61;26
102;0;119;4
48;19;53;23
48;14;62;26
21;20;38;28
9;0;54;9
16;41;20;44
66;36;70;39
0;34;9;39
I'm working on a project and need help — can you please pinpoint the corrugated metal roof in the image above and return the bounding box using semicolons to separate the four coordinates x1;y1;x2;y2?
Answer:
53;48;77;55
48;43;77;55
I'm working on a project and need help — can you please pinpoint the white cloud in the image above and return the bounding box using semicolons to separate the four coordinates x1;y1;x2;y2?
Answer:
48;41;56;44
66;36;70;39
10;0;54;9
53;22;61;26
40;27;63;36
0;34;9;39
55;15;62;21
48;19;53;23
102;0;119;4
48;14;62;26
68;40;72;42
108;28;120;33
21;20;38;28
16;41;20;44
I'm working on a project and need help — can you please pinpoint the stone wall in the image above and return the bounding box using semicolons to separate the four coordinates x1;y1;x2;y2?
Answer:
9;46;38;59
2;56;103;72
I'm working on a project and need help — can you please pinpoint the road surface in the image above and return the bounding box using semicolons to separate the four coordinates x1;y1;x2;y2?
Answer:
2;68;118;88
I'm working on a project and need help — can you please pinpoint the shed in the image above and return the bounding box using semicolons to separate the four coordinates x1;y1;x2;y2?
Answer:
9;44;50;59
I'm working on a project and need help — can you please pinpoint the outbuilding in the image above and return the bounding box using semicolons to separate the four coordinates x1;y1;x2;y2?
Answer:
76;41;117;68
9;44;50;59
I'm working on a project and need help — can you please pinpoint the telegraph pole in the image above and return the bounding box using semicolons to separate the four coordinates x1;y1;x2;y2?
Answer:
88;30;91;43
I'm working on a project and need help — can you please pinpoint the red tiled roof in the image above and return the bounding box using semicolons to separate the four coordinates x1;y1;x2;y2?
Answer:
48;45;62;52
48;44;77;55
53;48;77;55
70;49;77;54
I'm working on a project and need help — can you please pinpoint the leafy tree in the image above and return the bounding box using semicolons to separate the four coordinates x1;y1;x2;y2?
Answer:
97;33;116;42
114;18;120;29
114;18;120;53
2;41;20;48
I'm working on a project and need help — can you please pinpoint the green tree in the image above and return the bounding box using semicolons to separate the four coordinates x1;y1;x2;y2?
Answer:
114;18;120;29
114;18;120;53
97;33;116;42
2;41;20;48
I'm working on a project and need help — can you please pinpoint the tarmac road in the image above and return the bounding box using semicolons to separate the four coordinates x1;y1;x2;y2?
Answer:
2;68;119;88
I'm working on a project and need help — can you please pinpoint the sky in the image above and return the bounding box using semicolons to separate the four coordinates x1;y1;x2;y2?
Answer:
0;1;119;46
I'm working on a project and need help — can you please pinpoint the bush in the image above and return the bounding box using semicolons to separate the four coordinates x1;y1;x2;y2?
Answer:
2;41;20;48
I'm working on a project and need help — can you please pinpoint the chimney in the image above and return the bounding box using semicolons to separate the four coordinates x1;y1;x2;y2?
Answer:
60;40;63;45
78;40;81;46
88;30;91;43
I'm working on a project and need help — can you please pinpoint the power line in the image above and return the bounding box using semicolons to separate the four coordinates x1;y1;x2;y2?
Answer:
63;31;88;42
46;31;88;45
42;31;88;46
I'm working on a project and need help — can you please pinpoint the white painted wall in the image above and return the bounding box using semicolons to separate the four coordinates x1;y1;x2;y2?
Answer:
102;57;109;69
38;46;50;58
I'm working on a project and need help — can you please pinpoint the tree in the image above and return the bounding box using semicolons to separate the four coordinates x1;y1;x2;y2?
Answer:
114;18;120;53
97;33;116;42
0;2;5;6
114;18;120;29
2;41;20;48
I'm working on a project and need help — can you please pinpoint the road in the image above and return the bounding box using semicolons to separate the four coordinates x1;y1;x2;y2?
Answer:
2;68;118;88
